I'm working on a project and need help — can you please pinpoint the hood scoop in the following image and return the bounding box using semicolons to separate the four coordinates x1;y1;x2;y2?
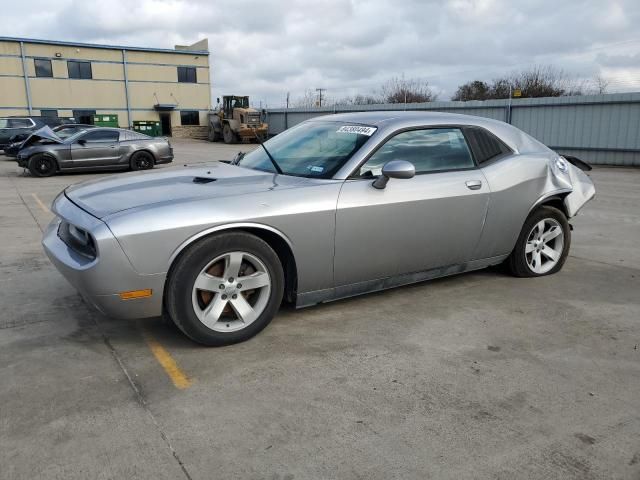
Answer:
192;176;216;184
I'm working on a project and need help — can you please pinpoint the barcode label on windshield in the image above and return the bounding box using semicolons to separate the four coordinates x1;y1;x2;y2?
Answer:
336;125;377;136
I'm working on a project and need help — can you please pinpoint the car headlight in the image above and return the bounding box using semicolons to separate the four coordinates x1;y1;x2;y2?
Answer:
555;157;569;174
58;220;97;259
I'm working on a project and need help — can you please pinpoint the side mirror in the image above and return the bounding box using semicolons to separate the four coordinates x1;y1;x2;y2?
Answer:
77;139;87;145
372;160;415;189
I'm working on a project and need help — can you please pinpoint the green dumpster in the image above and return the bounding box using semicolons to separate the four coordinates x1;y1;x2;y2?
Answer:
91;114;119;127
132;121;162;137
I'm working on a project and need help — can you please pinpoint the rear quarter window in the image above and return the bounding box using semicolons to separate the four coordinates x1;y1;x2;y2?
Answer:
464;127;512;164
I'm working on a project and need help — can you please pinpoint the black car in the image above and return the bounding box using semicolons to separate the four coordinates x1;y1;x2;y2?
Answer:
3;124;96;157
0;116;73;151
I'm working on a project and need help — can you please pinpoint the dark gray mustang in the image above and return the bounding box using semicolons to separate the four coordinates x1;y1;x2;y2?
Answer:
17;126;173;176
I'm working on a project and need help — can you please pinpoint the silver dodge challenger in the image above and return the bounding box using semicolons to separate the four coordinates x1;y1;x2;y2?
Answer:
43;112;595;346
17;126;173;177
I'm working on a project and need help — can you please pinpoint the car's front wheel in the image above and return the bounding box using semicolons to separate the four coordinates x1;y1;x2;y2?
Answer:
222;124;238;144
165;232;284;346
507;205;571;277
28;154;57;177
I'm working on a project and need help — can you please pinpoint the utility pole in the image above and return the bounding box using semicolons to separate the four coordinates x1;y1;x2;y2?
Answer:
286;92;290;109
316;88;326;107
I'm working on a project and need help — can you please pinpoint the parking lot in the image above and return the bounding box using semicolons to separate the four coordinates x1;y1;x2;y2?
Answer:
1;139;639;479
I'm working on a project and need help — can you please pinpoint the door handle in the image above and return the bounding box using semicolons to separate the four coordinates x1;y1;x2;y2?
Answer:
465;180;482;190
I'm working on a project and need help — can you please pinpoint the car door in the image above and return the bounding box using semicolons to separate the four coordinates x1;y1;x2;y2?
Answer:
333;127;490;288
70;130;120;167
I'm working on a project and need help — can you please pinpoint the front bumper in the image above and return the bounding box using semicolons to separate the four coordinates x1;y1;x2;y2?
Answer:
42;194;166;319
4;145;20;157
237;125;268;138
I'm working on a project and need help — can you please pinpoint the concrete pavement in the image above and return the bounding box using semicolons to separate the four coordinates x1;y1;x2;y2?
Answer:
1;140;638;479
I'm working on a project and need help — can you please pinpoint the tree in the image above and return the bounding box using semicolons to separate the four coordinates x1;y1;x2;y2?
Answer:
451;66;582;100
292;89;317;108
380;76;436;103
592;75;609;94
451;80;491;101
514;66;573;97
336;93;382;106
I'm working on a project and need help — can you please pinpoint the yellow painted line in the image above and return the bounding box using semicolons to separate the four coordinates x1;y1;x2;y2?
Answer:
143;331;192;390
31;193;50;214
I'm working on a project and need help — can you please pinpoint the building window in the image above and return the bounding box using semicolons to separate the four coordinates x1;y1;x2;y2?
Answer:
34;59;53;78
72;110;96;124
180;111;200;125
40;109;58;118
67;60;92;79
177;66;197;83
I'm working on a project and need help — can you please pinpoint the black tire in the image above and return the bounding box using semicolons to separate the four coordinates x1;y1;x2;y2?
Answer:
28;154;57;177
507;205;571;277
223;124;238;144
165;232;284;346
208;129;221;142
130;151;155;171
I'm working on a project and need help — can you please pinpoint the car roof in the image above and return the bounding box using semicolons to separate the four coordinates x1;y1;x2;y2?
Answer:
306;110;502;127
83;127;129;133
306;110;550;154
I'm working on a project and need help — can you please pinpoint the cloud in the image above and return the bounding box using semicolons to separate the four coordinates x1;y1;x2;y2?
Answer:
2;0;640;104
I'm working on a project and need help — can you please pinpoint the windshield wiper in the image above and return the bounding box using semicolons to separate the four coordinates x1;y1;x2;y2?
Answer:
251;128;283;174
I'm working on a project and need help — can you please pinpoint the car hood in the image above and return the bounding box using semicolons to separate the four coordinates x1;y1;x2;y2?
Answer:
21;126;64;148
64;162;313;219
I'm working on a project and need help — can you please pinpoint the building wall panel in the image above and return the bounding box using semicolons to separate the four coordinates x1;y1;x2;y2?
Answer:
0;57;23;75
0;77;27;107
29;79;127;109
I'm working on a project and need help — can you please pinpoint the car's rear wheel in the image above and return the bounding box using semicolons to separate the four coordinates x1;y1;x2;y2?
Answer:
223;124;238;144
28;154;56;177
165;232;284;346
507;205;570;277
130;151;155;171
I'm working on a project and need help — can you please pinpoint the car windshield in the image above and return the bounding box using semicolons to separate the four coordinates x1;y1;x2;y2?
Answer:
237;121;377;178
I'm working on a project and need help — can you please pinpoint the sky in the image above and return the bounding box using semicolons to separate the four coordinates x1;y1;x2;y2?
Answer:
3;0;640;107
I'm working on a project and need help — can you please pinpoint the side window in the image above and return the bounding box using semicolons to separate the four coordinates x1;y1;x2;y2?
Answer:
8;118;34;128
177;66;197;83
80;130;119;143
464;127;511;164
358;128;475;177
67;60;92;79
180;110;200;125
34;59;53;78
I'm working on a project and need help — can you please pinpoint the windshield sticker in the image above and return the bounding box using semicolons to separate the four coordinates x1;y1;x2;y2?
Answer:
336;125;377;136
309;165;325;173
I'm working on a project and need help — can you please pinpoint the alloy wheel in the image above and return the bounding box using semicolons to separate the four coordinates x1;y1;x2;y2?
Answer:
191;251;271;332
137;155;152;169
525;218;564;274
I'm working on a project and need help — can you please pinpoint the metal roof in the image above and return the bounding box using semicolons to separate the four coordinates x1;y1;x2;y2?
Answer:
0;36;209;55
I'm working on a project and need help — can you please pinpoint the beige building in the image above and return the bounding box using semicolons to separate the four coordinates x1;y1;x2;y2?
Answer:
0;36;211;137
